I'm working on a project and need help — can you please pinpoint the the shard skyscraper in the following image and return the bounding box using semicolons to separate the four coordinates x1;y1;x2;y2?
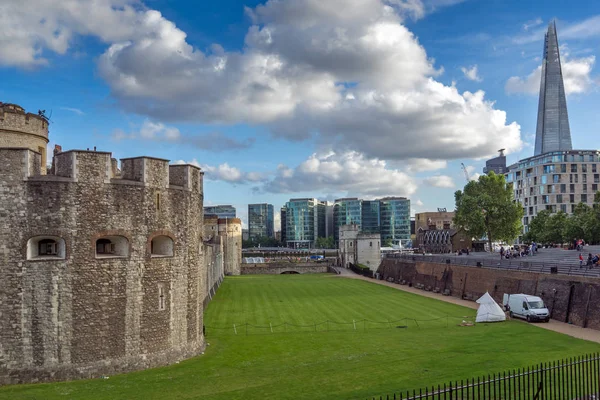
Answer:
534;21;572;156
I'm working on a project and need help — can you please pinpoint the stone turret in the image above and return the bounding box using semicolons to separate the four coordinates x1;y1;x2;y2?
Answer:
0;102;49;173
218;218;242;275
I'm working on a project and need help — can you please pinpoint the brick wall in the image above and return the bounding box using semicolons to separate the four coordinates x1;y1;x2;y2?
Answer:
378;259;600;330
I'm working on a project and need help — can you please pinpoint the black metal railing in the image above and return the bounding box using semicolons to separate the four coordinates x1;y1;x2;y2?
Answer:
385;253;600;278
368;353;600;400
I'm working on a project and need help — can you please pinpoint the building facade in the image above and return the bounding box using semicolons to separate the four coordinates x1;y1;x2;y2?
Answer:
280;206;287;244
506;151;600;232
361;200;381;234
415;211;455;232
333;198;362;244
0;103;240;385
483;149;508;175
284;198;326;248
248;203;274;240
203;205;236;219
338;224;381;272
379;197;411;245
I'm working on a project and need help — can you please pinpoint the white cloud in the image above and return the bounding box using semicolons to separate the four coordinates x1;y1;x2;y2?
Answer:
274;211;281;232
60;107;84;115
201;163;266;184
112;120;254;151
522;18;543;32
415;199;424;206
2;0;521;162
260;150;417;197
506;56;596;95
461;65;482;82
404;158;447;172
423;175;455;188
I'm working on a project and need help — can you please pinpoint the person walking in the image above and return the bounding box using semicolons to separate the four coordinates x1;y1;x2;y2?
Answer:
579;253;584;268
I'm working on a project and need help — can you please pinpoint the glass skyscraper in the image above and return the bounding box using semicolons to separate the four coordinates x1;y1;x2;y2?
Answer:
534;21;572;156
333;198;362;244
361;200;380;234
248;203;274;240
284;198;326;248
379;197;411;243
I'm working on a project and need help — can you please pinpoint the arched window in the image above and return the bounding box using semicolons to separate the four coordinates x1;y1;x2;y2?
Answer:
151;235;174;257
95;236;129;258
27;236;66;260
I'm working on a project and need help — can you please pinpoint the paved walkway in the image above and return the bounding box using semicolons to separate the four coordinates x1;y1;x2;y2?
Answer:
333;267;600;345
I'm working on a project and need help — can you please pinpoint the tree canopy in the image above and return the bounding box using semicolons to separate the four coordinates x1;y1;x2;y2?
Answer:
453;172;523;251
525;195;600;245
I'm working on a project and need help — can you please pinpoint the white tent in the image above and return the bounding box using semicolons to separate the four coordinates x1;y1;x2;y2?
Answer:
475;292;506;323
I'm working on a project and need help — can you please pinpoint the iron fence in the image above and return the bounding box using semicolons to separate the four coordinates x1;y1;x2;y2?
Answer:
385;253;600;278
369;353;600;400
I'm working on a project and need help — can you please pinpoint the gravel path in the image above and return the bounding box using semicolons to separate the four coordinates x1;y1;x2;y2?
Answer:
333;267;600;345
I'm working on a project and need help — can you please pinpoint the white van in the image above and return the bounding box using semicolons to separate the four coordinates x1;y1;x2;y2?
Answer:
502;293;550;322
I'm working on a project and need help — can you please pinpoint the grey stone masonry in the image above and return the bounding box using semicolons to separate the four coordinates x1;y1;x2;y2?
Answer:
0;148;211;384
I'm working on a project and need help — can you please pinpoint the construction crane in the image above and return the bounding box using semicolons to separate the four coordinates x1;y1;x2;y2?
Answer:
461;163;470;182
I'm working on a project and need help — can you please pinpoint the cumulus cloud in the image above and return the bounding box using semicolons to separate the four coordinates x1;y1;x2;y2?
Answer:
403;158;448;172
2;0;521;161
112;120;254;151
522;18;543;32
461;65;482;82
260;151;417;197
174;159;266;184
506;56;596;95
423;175;455;188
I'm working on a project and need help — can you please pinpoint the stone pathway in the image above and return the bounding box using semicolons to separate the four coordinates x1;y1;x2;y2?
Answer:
333;267;600;345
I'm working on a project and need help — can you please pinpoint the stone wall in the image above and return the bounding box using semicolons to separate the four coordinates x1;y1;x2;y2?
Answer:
0;148;207;384
241;263;329;275
218;218;242;276
378;259;600;330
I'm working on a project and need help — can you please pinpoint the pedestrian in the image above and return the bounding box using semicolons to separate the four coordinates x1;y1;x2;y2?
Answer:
587;253;593;268
500;246;505;259
579;253;584;268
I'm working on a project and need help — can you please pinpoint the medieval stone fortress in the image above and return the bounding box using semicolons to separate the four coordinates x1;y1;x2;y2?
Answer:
0;102;241;384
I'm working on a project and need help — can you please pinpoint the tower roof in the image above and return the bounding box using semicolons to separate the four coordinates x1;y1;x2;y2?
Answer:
534;20;572;155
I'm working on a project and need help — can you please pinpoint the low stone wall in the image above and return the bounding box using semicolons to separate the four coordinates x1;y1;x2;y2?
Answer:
378;259;600;330
241;262;329;275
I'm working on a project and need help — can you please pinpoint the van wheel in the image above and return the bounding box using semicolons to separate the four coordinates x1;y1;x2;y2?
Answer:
509;311;513;318
526;315;531;322
545;318;550;323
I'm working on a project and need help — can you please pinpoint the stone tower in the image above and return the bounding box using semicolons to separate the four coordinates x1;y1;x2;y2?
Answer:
534;21;572;156
0;103;49;173
218;218;242;276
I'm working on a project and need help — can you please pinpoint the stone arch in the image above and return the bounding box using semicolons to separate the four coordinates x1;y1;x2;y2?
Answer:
91;230;132;258
147;230;176;258
280;270;300;274
26;235;66;260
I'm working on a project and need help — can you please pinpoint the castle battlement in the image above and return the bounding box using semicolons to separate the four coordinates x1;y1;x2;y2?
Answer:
0;103;49;139
0;147;203;194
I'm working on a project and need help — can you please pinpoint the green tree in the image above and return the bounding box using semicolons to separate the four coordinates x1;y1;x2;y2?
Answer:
383;238;394;248
545;211;568;244
564;203;591;244
315;236;334;249
524;209;551;244
454;172;523;252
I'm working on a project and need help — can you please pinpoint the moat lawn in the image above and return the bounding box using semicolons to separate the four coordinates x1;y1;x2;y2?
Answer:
3;274;600;400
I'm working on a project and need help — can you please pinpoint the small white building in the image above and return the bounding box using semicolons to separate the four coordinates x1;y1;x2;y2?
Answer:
338;224;381;272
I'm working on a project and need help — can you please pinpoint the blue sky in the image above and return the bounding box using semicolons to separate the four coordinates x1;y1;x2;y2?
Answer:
1;0;599;227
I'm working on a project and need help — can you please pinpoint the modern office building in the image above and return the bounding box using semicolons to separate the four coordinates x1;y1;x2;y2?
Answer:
361;200;381;234
284;198;326;248
280;206;287;245
203;205;236;219
379;197;411;245
505;21;598;235
333;198;362;244
325;203;334;238
248;203;274;240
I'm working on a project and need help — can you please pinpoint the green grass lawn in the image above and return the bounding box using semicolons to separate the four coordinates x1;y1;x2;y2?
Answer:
3;274;600;400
